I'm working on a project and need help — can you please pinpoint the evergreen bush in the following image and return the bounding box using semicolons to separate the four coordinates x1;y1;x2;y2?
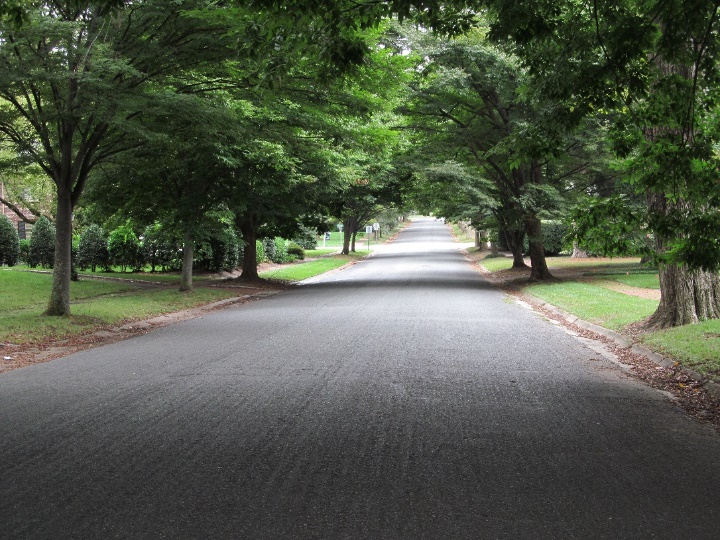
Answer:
18;239;29;265
542;221;568;256
141;223;180;272
255;240;265;264
271;237;290;263
77;224;109;272
108;223;141;272
522;221;568;256
28;216;55;268
292;226;318;250
287;241;305;260
262;237;276;262
0;214;20;266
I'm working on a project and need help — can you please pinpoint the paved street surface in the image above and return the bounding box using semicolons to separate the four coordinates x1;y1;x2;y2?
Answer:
1;218;719;539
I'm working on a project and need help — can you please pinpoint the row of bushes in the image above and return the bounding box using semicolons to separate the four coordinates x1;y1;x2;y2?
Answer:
0;215;313;272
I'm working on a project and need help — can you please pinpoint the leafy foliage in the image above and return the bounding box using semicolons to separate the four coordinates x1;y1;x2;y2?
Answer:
28;216;55;268
0;213;19;266
77;224;109;272
568;195;651;258
141;223;181;273
292;226;319;250
107;223;141;272
287;242;305;260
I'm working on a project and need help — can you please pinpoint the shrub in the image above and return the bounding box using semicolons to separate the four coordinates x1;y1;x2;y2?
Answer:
0;214;20;266
108;223;141;272
542;221;568;256
207;226;240;271
287;241;305;260
18;239;29;265
262;237;276;262
292;226;318;250
270;237;290;263
77;224;109;272
141;223;180;272
256;240;265;264
28;216;55;268
522;221;568;256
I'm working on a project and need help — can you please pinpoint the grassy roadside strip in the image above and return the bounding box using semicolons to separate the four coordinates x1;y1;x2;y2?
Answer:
475;254;720;383
0;269;243;345
259;221;411;283
259;254;361;281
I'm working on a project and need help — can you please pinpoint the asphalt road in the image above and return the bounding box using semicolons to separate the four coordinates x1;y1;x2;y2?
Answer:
1;217;719;539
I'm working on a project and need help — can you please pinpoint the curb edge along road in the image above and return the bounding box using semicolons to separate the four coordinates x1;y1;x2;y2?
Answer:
517;292;720;400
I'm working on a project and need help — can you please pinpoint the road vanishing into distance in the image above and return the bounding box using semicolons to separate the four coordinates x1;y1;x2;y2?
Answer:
2;217;720;539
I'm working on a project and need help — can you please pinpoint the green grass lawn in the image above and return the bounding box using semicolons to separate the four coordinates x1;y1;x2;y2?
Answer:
603;273;660;289
259;254;365;281
77;270;208;285
641;320;720;379
305;248;338;257
0;268;240;345
480;257;514;272
525;281;658;331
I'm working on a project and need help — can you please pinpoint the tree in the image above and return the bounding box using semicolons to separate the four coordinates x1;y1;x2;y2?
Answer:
402;30;576;279
0;213;19;265
483;0;720;326
0;0;247;314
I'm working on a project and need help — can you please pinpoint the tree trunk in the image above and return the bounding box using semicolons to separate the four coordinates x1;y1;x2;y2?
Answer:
646;264;720;329
342;216;359;255
504;229;527;269
341;230;351;255
644;193;720;327
239;212;259;280
179;232;193;291
45;189;73;316
525;216;553;281
475;230;481;249
572;242;589;258
490;241;499;256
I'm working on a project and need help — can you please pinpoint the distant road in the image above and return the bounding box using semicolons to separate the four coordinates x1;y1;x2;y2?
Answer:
1;217;719;539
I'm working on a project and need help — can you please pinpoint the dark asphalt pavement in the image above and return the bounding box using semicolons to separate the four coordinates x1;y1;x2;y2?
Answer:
1;217;719;539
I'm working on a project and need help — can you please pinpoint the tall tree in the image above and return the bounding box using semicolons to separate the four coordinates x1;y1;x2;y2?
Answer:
484;0;720;326
0;0;243;314
402;30;573;279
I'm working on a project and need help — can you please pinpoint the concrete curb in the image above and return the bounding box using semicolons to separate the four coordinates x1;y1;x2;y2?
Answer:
518;292;720;400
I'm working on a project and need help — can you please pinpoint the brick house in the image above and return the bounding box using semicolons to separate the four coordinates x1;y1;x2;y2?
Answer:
0;181;33;239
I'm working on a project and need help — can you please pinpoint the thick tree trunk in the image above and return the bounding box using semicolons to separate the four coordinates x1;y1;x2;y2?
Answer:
646;265;720;329
45;189;73;316
351;232;357;252
239;213;259;280
179;232;193;291
342;217;358;255
645;194;720;327
490;241;499;256
525;216;553;281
